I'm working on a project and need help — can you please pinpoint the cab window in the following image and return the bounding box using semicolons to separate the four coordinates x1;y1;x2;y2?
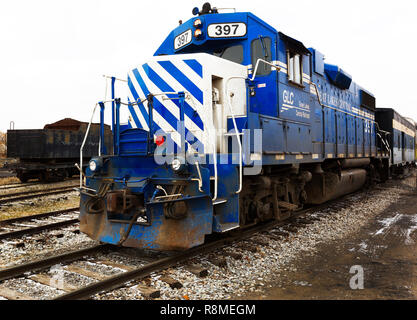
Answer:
287;51;303;85
251;37;272;76
213;45;244;64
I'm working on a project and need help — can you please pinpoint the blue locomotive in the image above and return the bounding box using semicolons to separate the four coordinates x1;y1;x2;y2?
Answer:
79;3;409;251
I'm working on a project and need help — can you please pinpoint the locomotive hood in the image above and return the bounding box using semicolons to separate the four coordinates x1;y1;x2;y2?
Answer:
126;53;248;154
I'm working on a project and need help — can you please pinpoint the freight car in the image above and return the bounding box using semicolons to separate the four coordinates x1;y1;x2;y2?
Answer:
79;3;406;251
6;118;112;182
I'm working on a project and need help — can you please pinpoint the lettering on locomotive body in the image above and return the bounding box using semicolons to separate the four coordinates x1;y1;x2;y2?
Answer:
299;101;310;111
296;110;311;119
315;88;375;121
283;90;295;105
174;29;192;50
282;90;311;119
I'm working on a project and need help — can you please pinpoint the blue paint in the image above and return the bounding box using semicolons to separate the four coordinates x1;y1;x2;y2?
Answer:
183;59;203;78
80;7;399;252
158;60;204;104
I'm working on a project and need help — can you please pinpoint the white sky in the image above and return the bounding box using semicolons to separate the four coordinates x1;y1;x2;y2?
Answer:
1;0;416;132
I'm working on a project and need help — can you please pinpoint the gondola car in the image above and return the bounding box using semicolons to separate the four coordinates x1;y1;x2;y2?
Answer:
6;118;112;182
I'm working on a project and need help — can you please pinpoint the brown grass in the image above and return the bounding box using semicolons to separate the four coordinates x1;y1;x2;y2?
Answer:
0;193;80;221
0;177;20;185
0;132;5;158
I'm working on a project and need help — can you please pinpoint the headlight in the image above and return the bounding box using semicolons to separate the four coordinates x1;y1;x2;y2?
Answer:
194;29;203;38
193;19;202;28
171;158;186;173
171;158;182;171
89;160;97;172
89;158;102;172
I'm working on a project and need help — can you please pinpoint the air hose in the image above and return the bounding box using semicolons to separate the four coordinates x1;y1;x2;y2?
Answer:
116;211;142;246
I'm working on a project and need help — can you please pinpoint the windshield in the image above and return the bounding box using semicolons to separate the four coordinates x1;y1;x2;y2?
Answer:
212;45;244;64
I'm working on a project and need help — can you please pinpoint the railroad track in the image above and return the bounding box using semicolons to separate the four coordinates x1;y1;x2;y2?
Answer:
0;194;356;300
0;185;78;205
0;179;79;192
0;207;80;240
0;182;40;191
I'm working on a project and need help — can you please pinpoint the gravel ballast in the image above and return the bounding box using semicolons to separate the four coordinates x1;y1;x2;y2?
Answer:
0;177;413;300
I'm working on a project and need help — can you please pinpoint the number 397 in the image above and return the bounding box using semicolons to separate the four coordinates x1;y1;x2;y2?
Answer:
208;23;247;38
215;24;239;36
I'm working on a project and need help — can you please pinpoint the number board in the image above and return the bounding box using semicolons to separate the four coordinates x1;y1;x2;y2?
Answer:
207;23;247;38
174;29;192;50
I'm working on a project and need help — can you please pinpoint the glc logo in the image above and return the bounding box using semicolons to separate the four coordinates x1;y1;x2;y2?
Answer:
283;90;295;105
349;265;364;290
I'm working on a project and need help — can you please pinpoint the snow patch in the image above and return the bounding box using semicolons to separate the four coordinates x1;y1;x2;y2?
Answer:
374;213;402;236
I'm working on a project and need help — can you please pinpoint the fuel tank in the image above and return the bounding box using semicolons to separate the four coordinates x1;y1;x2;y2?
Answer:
305;169;367;205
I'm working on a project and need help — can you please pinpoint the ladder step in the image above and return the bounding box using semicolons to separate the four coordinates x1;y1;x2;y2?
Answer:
213;198;227;205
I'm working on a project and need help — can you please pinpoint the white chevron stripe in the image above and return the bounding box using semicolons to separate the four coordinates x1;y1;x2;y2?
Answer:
172;59;203;91
129;69;182;147
149;61;205;117
128;72;150;131
141;62;206;148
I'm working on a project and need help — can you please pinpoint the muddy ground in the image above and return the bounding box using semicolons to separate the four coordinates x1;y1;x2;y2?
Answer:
244;176;417;300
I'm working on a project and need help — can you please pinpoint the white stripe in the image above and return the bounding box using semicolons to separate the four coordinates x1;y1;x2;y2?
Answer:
128;116;137;129
129;68;182;147
150;61;205;113
277;61;287;68
127;72;149;131
139;65;207;148
144;62;205;146
170;59;203;92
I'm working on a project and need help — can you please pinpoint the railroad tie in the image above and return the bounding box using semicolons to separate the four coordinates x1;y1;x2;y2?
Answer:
270;230;290;237
0;285;35;300
29;274;77;293
65;265;108;281
225;252;243;260
159;275;183;289
134;284;160;299
208;257;228;268
186;264;208;278
250;238;271;247
95;260;135;272
263;233;283;241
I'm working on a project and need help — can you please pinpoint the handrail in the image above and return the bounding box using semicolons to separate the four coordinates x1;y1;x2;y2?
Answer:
225;76;244;195
250;58;281;81
80;102;99;190
79;99;115;191
222;60;280;195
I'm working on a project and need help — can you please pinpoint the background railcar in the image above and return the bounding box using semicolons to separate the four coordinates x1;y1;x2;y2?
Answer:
375;108;416;174
6;118;112;182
